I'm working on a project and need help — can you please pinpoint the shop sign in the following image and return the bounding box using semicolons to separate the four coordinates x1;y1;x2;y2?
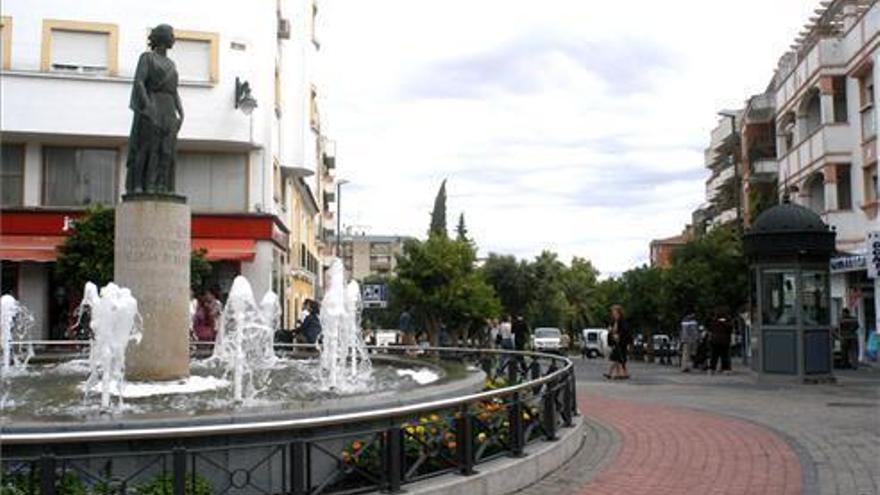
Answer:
830;254;866;274
362;283;388;308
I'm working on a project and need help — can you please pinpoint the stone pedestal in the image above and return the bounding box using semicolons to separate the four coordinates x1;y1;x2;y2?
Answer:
115;196;190;381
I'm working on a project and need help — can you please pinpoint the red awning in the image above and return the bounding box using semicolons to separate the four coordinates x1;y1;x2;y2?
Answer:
192;239;256;261
0;235;64;262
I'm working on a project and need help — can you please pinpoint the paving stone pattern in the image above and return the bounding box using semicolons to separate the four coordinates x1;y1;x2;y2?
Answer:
516;359;879;495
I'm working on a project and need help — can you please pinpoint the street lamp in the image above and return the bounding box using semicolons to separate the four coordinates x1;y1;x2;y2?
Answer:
235;77;258;115
336;179;350;257
718;111;743;236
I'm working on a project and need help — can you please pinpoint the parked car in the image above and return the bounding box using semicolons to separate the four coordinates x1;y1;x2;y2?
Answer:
581;328;609;359
532;327;563;354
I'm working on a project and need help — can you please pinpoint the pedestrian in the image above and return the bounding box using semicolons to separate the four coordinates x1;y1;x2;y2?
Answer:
708;308;733;374
604;304;631;380
679;310;699;372
193;291;217;342
838;308;859;369
499;316;514;350
512;315;529;351
399;307;415;346
296;300;322;344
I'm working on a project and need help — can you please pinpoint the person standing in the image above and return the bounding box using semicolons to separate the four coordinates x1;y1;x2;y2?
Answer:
839;308;859;369
499;316;513;350
398;307;415;346
604;305;631;380
512;315;529;351
708;308;733;374
679;311;699;372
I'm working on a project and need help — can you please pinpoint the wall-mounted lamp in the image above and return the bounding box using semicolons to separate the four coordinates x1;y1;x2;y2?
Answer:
235;77;258;115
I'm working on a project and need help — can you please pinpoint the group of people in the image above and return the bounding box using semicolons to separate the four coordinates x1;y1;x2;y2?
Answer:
679;309;734;374
190;289;324;345
487;315;530;351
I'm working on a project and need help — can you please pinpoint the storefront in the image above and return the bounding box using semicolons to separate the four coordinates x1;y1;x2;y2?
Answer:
830;250;877;362
0;208;289;340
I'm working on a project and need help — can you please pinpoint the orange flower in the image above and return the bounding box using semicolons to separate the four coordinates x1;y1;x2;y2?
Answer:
352;441;363;451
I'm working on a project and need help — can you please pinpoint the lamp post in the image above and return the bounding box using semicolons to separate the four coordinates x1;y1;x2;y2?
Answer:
335;179;350;257
718;111;743;237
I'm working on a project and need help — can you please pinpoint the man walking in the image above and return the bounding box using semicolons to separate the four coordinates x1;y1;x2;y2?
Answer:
679;310;699;372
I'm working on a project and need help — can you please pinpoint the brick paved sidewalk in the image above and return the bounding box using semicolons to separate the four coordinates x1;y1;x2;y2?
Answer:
576;394;802;495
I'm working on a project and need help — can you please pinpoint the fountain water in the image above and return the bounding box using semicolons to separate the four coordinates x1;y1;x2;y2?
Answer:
0;294;35;375
211;276;279;402
319;259;372;390
79;282;142;410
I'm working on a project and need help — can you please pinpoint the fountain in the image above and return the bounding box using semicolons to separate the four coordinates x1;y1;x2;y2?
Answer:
211;276;279;402
0;294;35;375
78;282;143;410
319;259;372;390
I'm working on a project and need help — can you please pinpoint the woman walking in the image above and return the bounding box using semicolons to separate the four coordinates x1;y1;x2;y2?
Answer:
604;305;631;380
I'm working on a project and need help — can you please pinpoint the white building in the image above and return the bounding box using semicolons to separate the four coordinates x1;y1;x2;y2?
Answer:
771;0;878;343
0;0;336;336
699;110;744;231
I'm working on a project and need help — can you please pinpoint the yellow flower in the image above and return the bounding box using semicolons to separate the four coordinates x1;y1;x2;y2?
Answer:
420;417;429;424
430;414;440;422
416;425;425;434
477;432;487;443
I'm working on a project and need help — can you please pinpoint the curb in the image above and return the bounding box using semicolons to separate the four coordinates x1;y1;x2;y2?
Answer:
405;415;586;495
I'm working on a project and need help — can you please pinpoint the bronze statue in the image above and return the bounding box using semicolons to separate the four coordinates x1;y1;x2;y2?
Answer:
125;24;184;196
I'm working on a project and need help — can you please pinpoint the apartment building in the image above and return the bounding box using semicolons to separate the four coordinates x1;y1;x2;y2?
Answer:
769;0;878;337
338;235;410;282
0;0;335;335
649;230;693;268
699;109;745;232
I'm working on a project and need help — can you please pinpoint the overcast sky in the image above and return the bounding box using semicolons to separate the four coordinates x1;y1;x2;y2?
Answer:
320;0;817;276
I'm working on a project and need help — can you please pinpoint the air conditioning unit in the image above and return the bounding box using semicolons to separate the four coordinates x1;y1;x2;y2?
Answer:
277;18;291;39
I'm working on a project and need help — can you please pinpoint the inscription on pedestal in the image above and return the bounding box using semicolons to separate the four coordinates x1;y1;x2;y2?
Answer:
116;200;191;381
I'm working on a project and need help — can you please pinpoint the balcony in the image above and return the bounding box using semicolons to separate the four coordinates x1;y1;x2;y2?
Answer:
750;159;778;180
778;125;853;184
707;165;735;196
745;93;775;124
775;38;845;111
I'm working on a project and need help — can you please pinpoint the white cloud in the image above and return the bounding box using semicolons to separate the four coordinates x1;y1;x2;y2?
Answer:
320;0;818;275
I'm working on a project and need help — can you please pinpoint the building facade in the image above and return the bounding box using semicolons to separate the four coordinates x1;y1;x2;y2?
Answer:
768;0;878;342
649;231;692;268
338;235;409;282
0;0;335;336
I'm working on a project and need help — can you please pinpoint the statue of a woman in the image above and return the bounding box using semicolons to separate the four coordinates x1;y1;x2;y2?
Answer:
125;24;184;196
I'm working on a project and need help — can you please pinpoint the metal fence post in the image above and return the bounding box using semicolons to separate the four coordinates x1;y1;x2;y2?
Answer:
543;380;558;441
455;404;476;476
290;441;309;495
172;447;186;495
570;369;580;417
561;371;574;427
508;393;525;457
507;355;518;385
384;426;403;493
40;454;56;495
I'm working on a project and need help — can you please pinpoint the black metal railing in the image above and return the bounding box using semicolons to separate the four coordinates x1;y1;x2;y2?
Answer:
1;346;578;495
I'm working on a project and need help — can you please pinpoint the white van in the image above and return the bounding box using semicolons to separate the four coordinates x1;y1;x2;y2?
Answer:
581;328;609;359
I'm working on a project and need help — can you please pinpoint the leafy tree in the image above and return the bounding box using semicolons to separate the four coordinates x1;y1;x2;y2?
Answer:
561;257;600;333
55;205;212;295
55;205;115;291
524;251;569;328
429;179;447;237
390;235;500;345
480;254;533;316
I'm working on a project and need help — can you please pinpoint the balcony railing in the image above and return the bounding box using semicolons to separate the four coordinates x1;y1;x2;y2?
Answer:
778;124;852;184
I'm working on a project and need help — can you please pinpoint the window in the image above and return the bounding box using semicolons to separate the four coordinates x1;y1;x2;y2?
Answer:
865;162;878;207
1;16;11;70
1;144;24;206
43;147;117;206
173;30;218;83
860;73;876;141
833;76;848;123
836;164;852;210
42;20;119;75
176;152;247;211
761;270;797;326
801;271;829;326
